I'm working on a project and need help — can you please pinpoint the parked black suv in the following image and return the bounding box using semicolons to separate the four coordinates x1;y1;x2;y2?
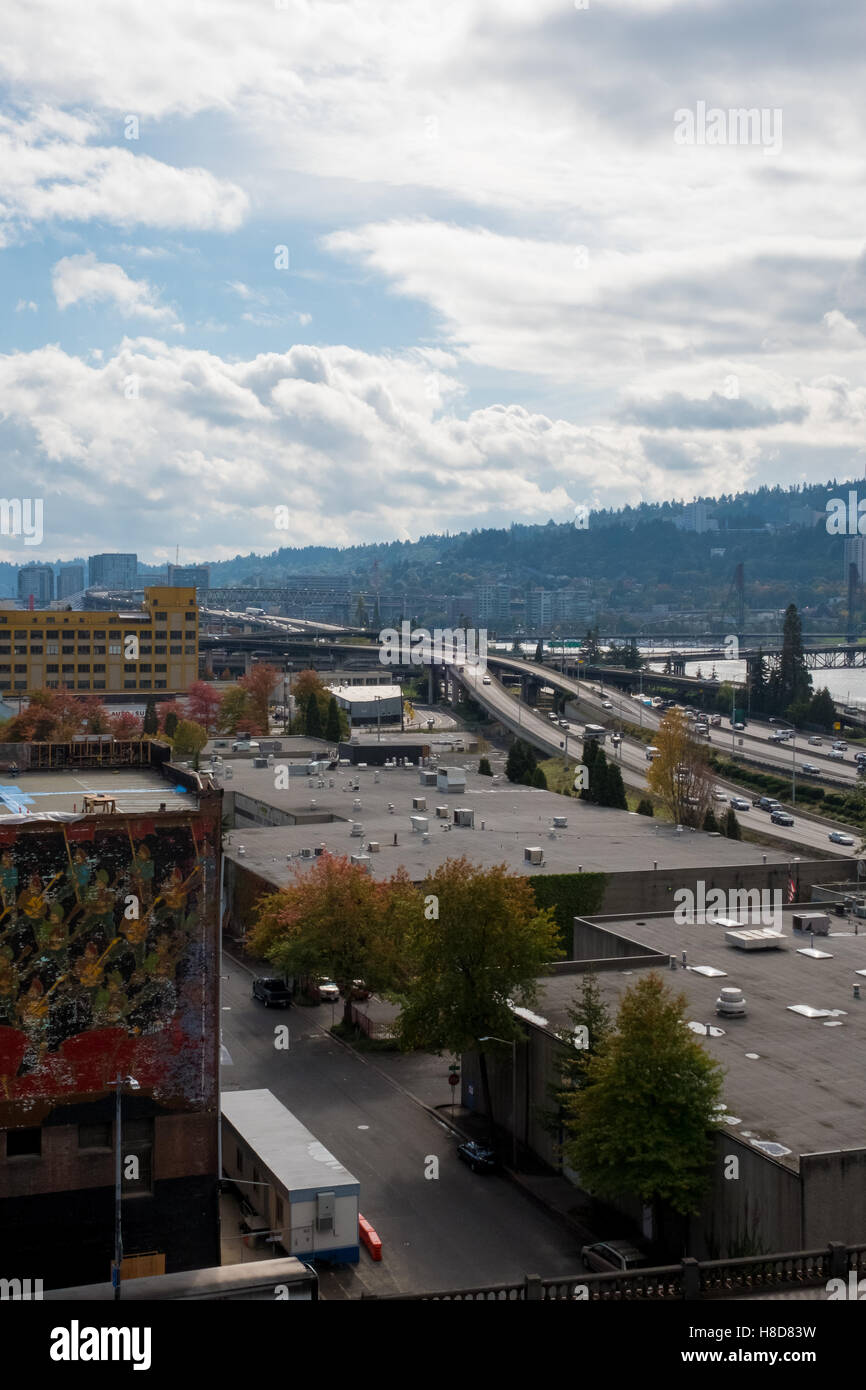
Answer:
251;977;292;1008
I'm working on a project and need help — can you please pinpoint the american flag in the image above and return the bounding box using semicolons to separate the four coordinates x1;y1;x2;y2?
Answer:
787;876;797;903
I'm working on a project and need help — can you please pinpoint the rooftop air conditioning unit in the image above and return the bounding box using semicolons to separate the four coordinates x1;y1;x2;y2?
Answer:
314;846;325;856
352;798;362;811
310;800;317;810
436;806;448;818
413;797;427;811
552;816;567;829
350;822;364;836
350;854;371;869
792;911;831;936
454;808;474;827
368;842;380;853
410;815;429;833
300;848;314;860
524;847;544;865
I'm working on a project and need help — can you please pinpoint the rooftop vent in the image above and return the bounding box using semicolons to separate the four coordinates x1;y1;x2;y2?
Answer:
524;847;544;865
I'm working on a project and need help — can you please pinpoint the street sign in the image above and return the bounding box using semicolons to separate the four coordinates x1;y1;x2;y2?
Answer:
448;1073;460;1087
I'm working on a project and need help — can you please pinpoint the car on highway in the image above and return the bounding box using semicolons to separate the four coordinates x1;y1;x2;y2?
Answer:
754;796;782;812
456;1140;498;1175
808;736;823;746
559;718;569;729
832;741;848;751
482;675;492;684
712;787;727;801
601;699;613;709
770;810;794;826
827;749;845;761
580;1240;649;1274
733;722;745;731
800;763;820;775
829;831;856;846
548;711;559;721
729;797;751;811
251;977;292;1009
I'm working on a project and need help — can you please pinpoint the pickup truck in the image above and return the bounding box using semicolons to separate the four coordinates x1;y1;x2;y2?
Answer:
251;977;293;1008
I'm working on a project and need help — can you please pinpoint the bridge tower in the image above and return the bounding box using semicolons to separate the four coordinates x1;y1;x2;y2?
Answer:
847;561;859;644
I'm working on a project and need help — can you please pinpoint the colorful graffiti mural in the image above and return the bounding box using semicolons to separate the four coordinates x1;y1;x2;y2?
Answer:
0;808;219;1115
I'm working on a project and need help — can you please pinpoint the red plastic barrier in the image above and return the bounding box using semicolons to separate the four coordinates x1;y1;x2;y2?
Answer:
359;1213;383;1261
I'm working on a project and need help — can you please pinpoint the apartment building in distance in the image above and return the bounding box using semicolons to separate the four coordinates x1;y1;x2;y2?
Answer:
167;563;210;591
88;552;138;591
56;565;86;600
0;587;199;699
17;565;54;607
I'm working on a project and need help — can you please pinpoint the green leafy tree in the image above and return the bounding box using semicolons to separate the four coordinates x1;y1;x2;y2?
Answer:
777;603;812;714
703;807;719;832
532;766;547;789
172;719;208;769
164;710;179;739
534;640;544;663
478;756;493;776
561;972;725;1219
636;797;654;816
506;739;536;783
217;685;249;735
807;686;836;730
556;971;613;1095
724;807;742;840
143;698;158;735
601;760;628;809
305;691;323;739
398;856;563;1132
325;695;342;743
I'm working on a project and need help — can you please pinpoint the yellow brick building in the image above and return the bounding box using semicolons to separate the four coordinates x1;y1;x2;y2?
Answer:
0;588;199;698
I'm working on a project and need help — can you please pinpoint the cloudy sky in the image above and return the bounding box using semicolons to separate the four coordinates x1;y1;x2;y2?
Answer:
2;0;865;565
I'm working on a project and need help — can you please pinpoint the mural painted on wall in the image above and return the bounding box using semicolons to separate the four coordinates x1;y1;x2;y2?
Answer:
0;813;218;1114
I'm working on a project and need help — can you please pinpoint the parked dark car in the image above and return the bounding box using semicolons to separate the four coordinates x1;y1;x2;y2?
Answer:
580;1240;649;1274
456;1140;498;1174
251;977;292;1008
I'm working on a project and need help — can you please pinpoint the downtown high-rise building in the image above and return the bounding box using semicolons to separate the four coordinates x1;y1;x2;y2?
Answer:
88;552;138;590
17;564;54;606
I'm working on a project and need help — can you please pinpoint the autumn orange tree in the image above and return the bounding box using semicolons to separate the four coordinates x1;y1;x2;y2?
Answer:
397;856;562;1133
645;708;712;827
249;854;421;1024
239;663;279;732
186;679;222;732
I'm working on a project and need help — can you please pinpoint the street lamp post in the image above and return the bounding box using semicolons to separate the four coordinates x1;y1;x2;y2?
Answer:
478;1035;517;1169
108;1072;140;1300
774;720;797;804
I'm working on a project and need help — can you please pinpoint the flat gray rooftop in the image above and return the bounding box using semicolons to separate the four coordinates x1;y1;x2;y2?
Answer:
221;1088;359;1195
536;909;866;1164
0;767;197;817
221;761;791;886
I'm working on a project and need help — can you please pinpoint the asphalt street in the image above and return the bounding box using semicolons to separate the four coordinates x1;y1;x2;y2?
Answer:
219;960;586;1298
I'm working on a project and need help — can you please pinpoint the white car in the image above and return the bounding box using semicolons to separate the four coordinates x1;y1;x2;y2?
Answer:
712;788;727;801
316;978;340;1003
828;831;855;846
808;736;822;746
601;700;613;710
482;675;491;685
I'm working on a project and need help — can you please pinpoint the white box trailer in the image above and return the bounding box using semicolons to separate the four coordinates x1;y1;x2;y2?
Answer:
222;1089;360;1264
